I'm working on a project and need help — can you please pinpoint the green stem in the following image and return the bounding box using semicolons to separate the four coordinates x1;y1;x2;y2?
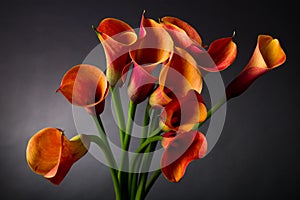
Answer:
110;86;126;148
129;103;151;200
88;134;120;200
144;169;162;198
140;103;151;145
135;109;160;200
123;100;137;151
119;100;137;199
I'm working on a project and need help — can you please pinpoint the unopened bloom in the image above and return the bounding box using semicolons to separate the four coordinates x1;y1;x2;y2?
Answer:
226;34;286;99
26;128;90;185
161;130;207;182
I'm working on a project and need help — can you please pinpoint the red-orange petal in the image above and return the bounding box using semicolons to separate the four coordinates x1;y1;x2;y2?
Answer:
57;64;109;114
161;130;207;182
160;90;207;133
226;34;286;99
187;37;237;72
96;18;137;86
161;16;202;45
26;128;89;185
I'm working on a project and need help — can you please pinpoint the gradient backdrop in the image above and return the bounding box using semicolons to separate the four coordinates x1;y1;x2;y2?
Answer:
0;0;298;199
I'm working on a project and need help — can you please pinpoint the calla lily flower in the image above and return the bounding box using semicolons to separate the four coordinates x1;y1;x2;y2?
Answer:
160;90;207;133
226;34;286;99
161;130;207;182
96;18;137;87
129;12;173;72
57;64;109;115
126;12;174;103
149;47;202;108
127;62;157;104
26;128;90;185
160;16;237;72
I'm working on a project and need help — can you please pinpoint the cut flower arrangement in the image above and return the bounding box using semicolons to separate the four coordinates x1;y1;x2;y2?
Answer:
26;12;286;200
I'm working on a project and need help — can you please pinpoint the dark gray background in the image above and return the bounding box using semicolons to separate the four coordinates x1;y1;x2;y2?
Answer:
0;0;298;199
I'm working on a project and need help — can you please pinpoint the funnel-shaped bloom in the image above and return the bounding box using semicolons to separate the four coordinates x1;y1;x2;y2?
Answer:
26;128;90;185
160;16;237;72
57;64;109;115
150;47;202;108
96;18;137;86
161;130;207;182
160;90;207;133
129;12;173;72
127;13;173;103
226;35;286;99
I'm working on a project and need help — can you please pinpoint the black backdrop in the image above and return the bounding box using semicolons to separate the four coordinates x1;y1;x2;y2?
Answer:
0;0;298;199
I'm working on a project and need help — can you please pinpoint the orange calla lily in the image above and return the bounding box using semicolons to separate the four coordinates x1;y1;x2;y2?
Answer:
26;128;90;185
126;12;173;103
226;34;286;99
57;64;109;115
149;47;202;108
161;16;202;46
96;18;137;87
129;12;173;72
160;16;237;72
160;90;207;133
161;130;207;182
127;62;157;104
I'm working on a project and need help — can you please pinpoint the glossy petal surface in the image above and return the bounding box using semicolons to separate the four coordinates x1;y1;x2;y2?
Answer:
161;131;207;182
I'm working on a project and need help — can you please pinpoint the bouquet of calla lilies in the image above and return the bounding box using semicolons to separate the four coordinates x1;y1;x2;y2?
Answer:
26;12;286;200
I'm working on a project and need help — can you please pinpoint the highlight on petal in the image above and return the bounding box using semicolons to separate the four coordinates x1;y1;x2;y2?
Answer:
26;128;90;185
129;12;173;72
161;16;202;45
127;63;157;104
184;36;237;72
96;18;137;86
161;130;207;182
160;90;207;133
149;86;173;108
226;34;286;99
57;64;109;115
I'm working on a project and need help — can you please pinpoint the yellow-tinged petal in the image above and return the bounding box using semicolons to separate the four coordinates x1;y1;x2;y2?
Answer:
226;34;286;99
248;34;286;69
161;131;207;182
160;47;202;97
96;18;137;86
26;128;90;185
57;64;109;115
149;86;173;108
